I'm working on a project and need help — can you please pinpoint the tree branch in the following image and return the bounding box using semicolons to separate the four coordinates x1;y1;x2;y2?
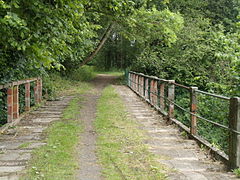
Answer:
80;23;115;66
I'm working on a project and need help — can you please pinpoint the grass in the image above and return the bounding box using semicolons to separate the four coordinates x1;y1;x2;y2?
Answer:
22;96;83;180
68;65;97;82
45;73;92;98
233;168;240;178
18;142;32;149
95;71;124;76
95;86;167;180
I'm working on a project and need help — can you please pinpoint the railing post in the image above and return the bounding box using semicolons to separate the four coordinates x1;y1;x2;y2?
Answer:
148;79;151;102
229;97;240;169
128;72;130;87
139;75;143;96
25;82;31;111
190;87;198;135
38;78;42;103
7;87;13;123
130;73;132;88
157;81;160;108
137;74;140;93
13;85;19;120
153;80;157;106
160;82;165;110
135;74;137;91
168;80;175;121
145;78;148;98
133;74;136;91
34;80;39;104
143;76;146;97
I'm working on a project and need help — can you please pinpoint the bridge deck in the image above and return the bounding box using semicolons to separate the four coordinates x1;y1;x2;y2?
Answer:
115;85;237;180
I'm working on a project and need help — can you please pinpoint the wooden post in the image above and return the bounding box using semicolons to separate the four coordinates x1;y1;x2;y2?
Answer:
13;85;19;119
190;87;198;135
160;82;165;110
168;80;175;121
25;82;31;111
229;97;240;169
7;87;13;123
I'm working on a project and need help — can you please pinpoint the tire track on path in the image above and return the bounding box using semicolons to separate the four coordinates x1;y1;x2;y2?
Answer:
76;75;118;180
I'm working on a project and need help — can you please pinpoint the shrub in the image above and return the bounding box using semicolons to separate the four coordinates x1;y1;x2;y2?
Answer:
68;66;96;82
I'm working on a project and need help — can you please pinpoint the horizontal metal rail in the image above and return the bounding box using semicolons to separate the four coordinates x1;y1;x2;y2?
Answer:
127;70;240;169
0;78;38;90
196;89;230;100
129;78;239;134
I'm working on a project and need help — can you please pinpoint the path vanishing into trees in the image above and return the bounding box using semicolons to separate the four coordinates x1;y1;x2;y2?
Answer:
0;75;237;179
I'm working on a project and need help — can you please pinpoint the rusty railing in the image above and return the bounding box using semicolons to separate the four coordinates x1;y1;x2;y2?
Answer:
0;78;42;124
126;71;240;169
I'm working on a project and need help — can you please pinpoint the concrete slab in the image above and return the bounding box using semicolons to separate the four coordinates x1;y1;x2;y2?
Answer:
0;166;25;173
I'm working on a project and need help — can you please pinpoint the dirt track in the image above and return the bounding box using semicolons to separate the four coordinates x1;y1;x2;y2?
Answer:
75;74;117;180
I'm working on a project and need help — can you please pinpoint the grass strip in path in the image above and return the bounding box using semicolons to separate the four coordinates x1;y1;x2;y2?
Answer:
95;86;167;180
22;96;83;180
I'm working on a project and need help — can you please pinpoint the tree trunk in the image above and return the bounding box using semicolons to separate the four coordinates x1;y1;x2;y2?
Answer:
80;23;114;67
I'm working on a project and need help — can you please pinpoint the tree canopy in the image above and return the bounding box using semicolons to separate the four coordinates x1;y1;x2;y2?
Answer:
0;0;239;96
0;0;183;83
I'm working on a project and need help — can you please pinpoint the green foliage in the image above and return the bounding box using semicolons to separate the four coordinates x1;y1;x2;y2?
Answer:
233;168;240;178
0;90;7;125
68;66;96;82
131;0;240;96
197;95;229;152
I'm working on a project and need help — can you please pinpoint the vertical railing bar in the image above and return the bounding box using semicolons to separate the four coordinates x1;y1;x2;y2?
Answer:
229;97;240;169
190;87;198;135
13;85;19;120
168;80;175;122
25;82;31;111
7;86;13;123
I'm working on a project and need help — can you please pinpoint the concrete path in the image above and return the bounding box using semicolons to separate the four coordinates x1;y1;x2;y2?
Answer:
0;96;73;180
115;85;237;180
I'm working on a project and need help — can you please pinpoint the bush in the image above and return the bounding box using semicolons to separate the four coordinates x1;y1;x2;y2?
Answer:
68;66;96;82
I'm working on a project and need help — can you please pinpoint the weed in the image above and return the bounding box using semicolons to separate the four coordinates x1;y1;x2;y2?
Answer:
233;168;240;178
18;142;32;149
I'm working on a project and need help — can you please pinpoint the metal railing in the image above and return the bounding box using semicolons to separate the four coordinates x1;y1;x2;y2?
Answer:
0;78;42;124
126;71;240;169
